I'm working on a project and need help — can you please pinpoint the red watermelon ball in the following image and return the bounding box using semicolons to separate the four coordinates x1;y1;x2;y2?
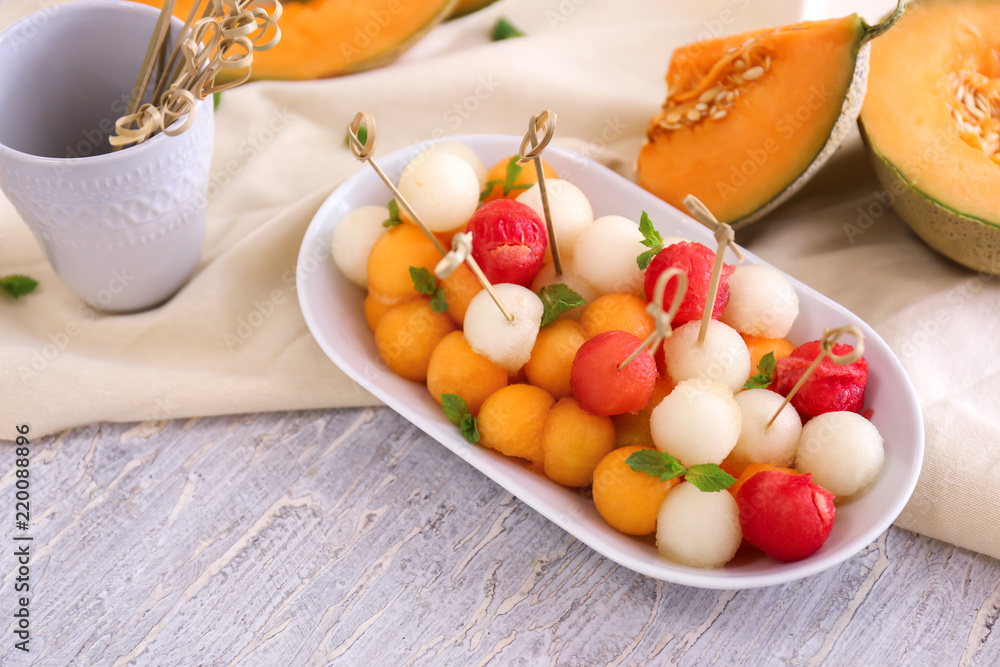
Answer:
570;330;658;416
644;241;734;325
468;199;548;287
736;470;836;562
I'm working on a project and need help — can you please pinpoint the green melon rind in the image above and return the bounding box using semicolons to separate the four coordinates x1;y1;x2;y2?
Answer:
860;122;1000;274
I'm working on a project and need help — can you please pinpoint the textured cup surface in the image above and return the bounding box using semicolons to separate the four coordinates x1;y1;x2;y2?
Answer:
0;0;213;311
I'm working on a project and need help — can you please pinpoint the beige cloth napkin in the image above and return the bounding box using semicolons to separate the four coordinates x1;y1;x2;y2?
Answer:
2;0;999;561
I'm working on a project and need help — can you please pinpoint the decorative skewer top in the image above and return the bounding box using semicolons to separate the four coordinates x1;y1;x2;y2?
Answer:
618;267;688;371
112;0;282;148
766;324;865;427
683;194;744;345
517;110;562;275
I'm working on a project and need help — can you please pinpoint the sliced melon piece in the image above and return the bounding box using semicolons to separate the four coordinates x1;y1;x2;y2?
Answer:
860;0;1000;274
637;2;904;227
133;0;456;80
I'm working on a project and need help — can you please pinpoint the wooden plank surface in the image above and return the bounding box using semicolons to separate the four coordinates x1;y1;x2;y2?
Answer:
2;407;999;666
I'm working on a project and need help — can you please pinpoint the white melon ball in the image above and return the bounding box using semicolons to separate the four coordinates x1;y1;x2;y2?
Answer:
397;151;480;232
730;389;802;470
721;264;800;339
795;411;884;499
330;205;389;288
530;258;599;313
409;141;488;185
573;215;646;296
464;283;544;373
661;320;751;393
656;482;742;569
517;179;593;255
650;379;741;467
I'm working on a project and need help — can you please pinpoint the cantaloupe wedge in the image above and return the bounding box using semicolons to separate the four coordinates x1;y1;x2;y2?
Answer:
860;0;1000;274
133;0;457;80
637;2;904;227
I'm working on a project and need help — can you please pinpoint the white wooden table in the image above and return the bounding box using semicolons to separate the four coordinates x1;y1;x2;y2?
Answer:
3;407;999;666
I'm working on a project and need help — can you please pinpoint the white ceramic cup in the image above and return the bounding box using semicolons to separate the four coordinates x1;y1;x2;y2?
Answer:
0;0;213;312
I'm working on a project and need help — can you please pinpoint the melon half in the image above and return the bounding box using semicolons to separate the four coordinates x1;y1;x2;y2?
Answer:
860;0;1000;274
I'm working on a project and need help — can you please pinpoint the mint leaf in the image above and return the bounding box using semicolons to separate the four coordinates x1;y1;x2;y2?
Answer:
625;449;686;483
441;393;469;427
637;248;659;271
409;266;437;295
504;155;523;187
0;275;38;300
345;123;368;149
479;179;506;201
538;283;586;327
383;199;403;227
410;267;449;313
430;288;448;313
625;450;735;492
684;464;737;492
744;351;776;390
491;17;525;41
460;414;480;443
636;211;663;270
442;394;479;443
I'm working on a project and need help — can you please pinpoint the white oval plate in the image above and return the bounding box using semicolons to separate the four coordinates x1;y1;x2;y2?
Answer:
297;134;924;589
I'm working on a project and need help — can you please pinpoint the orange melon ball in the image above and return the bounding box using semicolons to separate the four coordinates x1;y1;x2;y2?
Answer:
580;293;656;341
440;263;483;326
727;462;801;498
523;319;586;399
477;384;555;464
366;223;444;300
742;334;797;376
481;155;558;204
427;331;508;415
592;445;680;536
364;290;414;331
612;375;673;449
374;299;456;382
541;398;617;487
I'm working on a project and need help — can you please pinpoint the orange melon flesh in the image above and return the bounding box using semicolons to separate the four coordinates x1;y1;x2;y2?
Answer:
133;0;456;80
861;0;1000;226
638;17;865;223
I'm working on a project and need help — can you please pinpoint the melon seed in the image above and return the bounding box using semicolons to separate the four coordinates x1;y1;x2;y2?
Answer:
700;87;723;104
687;109;702;122
743;66;765;81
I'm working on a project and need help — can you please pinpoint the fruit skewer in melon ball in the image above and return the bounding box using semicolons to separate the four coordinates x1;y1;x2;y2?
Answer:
570;265;687;417
649;200;750;391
